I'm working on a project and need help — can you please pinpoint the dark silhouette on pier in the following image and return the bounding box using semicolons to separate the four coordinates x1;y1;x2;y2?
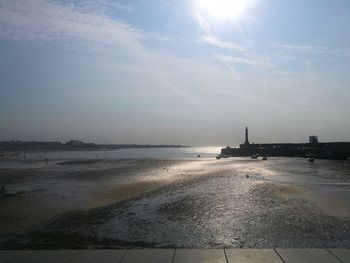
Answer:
221;127;350;160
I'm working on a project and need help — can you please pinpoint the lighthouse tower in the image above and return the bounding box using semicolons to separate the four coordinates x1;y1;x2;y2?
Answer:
244;126;250;145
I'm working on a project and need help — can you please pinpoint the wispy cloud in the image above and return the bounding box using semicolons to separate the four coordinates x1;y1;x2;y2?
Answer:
218;54;273;69
0;0;142;52
200;36;246;52
193;12;211;34
108;2;133;12
242;39;329;54
270;43;327;54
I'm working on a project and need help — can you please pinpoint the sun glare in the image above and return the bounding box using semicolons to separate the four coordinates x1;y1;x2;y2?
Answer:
196;0;253;19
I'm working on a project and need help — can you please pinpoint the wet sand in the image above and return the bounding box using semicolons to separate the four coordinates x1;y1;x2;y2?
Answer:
0;159;188;233
89;159;230;207
1;157;350;248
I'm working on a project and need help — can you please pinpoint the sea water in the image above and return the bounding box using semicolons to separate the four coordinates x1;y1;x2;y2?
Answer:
0;147;222;169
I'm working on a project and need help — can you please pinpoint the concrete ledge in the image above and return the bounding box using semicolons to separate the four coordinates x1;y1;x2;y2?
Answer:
1;249;348;263
225;249;283;263
276;249;342;263
174;249;226;263
121;249;174;263
329;249;350;263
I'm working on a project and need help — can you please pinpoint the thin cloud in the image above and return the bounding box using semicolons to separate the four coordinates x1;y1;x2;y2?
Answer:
219;54;273;69
108;2;133;12
193;12;211;34
200;36;246;52
270;43;327;54
242;39;329;54
0;0;142;52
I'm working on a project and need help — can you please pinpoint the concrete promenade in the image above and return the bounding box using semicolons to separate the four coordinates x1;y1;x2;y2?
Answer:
1;249;350;263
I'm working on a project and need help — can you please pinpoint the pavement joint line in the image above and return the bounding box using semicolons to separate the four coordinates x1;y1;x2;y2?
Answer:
273;248;286;263
118;249;128;263
223;248;229;263
171;249;176;263
326;249;345;263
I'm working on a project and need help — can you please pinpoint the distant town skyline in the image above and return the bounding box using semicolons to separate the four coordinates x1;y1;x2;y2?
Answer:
1;0;350;146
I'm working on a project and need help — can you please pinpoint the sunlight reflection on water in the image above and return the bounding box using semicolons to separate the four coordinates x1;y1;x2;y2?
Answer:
38;157;350;248
0;147;222;169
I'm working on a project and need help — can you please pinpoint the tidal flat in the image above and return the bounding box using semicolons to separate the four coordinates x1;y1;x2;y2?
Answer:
1;155;350;249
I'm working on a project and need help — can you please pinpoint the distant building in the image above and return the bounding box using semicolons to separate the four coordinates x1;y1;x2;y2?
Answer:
309;136;318;144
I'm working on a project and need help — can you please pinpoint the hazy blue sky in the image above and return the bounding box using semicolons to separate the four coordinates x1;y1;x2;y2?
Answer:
1;0;350;146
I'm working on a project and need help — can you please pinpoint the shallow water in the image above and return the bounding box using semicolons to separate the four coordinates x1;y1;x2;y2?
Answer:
1;157;349;248
0;147;222;169
78;158;350;248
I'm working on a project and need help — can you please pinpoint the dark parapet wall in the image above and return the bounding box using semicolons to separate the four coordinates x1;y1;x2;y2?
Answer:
221;142;350;160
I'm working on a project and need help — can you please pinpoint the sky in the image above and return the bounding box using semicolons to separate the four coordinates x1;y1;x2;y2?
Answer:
1;0;350;146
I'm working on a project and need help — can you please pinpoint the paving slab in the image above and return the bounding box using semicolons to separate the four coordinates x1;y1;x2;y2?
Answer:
121;249;174;263
329;249;350;263
174;249;226;263
0;251;32;263
277;249;341;263
17;250;79;263
225;249;283;263
71;249;126;263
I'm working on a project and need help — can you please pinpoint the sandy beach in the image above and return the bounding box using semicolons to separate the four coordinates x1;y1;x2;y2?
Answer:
1;155;350;248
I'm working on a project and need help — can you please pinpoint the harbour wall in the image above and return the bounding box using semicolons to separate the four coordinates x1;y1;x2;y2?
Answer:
221;142;350;160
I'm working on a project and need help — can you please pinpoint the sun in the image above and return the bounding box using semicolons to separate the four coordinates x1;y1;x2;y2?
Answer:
196;0;253;19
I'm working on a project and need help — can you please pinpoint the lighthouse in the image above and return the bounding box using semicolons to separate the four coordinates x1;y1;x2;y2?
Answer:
244;126;249;145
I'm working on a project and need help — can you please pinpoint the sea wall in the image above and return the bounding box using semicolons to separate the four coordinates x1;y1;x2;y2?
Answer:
221;142;350;159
